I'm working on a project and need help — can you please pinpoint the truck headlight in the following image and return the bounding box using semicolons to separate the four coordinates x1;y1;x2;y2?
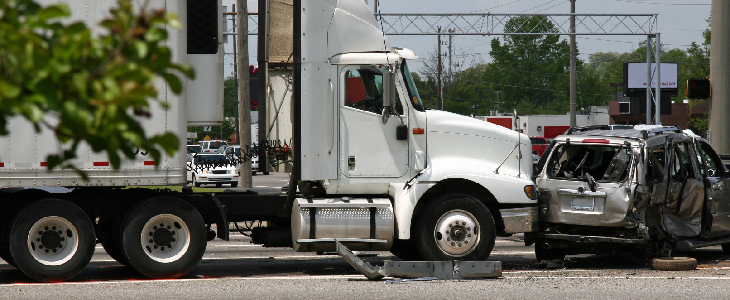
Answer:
524;185;537;200
229;169;237;174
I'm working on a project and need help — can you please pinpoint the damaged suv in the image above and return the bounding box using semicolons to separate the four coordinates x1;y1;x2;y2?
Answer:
528;125;730;261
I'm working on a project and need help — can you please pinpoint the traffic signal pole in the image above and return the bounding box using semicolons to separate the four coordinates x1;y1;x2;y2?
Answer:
709;0;730;153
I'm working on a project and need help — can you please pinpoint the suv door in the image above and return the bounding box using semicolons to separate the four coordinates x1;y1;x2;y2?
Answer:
696;140;730;238
657;138;706;238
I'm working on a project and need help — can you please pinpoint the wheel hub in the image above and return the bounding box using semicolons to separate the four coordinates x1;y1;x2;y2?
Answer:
434;210;480;257
28;217;79;266
141;215;190;263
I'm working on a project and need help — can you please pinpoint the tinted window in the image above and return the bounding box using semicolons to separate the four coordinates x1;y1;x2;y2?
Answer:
187;145;202;154
402;61;425;112
209;141;227;149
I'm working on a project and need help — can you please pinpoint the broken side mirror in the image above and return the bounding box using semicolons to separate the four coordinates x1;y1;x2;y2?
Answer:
381;72;395;124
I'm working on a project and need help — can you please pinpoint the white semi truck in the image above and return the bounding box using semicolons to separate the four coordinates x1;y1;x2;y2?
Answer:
1;0;538;282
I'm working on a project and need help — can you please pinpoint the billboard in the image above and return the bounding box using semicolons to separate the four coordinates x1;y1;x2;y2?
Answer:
623;62;678;97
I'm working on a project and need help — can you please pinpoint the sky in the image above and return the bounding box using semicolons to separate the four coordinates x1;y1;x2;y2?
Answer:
220;0;711;78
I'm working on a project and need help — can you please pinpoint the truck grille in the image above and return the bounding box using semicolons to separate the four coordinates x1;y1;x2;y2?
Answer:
212;170;228;174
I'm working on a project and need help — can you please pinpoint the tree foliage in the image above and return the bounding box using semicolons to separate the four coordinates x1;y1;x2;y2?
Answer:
0;0;193;171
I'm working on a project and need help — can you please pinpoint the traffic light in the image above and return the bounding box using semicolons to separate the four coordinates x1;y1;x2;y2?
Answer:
687;78;711;99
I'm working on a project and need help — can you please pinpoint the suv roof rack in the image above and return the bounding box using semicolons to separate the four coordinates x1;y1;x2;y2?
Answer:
564;125;611;135
563;125;683;140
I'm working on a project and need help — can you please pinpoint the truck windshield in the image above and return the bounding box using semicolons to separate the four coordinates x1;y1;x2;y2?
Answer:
546;144;632;182
401;61;425;112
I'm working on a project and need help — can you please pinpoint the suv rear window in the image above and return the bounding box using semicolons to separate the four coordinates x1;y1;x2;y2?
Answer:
546;144;632;182
208;142;227;149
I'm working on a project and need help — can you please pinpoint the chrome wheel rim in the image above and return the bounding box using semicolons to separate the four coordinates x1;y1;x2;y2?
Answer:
433;210;480;257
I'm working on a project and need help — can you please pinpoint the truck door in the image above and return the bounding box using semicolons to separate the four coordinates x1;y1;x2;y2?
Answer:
339;65;409;178
660;139;706;238
696;140;730;238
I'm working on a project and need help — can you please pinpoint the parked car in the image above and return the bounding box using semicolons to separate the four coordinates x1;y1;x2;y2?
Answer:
198;140;228;153
187;144;202;154
187;154;239;187
222;145;260;175
530;136;549;157
529;126;730;262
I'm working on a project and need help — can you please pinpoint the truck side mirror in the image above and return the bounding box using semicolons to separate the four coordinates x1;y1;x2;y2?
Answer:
381;72;395;124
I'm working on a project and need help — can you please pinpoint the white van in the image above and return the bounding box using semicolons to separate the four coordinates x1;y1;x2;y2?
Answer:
198;140;228;153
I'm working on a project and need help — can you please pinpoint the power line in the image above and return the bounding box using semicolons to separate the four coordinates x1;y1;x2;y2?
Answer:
520;0;560;13
614;0;710;5
470;0;526;13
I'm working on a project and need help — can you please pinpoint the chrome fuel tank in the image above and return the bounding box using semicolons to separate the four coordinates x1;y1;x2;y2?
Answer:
291;197;394;252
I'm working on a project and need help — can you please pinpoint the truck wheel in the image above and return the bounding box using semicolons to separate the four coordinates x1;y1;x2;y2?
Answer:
534;241;566;262
100;217;129;266
390;239;423;261
192;174;201;187
8;199;95;282
414;193;496;261
120;197;206;279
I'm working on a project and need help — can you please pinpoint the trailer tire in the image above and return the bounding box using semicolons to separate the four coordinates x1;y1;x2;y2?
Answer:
100;217;129;266
120;197;206;279
8;199;95;282
650;257;697;271
414;193;496;261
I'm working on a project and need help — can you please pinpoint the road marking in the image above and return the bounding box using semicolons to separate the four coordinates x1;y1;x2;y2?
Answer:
490;251;535;255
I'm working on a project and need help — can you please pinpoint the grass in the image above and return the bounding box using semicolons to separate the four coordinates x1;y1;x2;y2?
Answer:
124;186;225;193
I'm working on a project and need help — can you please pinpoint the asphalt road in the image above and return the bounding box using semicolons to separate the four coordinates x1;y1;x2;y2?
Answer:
3;173;730;298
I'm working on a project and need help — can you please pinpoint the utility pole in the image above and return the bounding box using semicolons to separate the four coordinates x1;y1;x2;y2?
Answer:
237;0;252;188
569;0;577;127
709;0;730;153
258;0;270;175
232;5;240;144
437;26;442;110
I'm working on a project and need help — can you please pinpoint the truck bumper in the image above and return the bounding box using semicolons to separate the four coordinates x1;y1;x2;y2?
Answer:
500;207;539;234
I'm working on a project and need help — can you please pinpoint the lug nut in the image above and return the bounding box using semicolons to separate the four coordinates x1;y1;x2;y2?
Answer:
149;232;153;236
451;242;455;246
58;230;62;234
465;241;469;244
445;230;450;234
149;239;154;243
458;243;462;247
449;224;453;227
447;237;451;241
153;226;157;230
467;234;472;237
467;227;471;230
52;226;56;230
45;249;49;253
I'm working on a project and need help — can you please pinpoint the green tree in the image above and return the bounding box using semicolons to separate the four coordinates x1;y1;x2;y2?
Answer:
484;16;572;114
223;77;237;118
0;0;193;171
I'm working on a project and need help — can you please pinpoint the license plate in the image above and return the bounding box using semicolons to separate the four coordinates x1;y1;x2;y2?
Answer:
572;197;595;211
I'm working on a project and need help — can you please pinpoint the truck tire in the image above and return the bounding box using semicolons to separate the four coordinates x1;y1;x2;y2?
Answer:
192;174;201;187
100;217;129;266
414;193;496;261
650;257;697;271
120;197;206;279
534;241;566;262
8;199;95;282
389;239;423;261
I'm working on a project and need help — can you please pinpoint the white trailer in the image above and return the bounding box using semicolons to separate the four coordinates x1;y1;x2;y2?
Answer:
0;0;538;282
